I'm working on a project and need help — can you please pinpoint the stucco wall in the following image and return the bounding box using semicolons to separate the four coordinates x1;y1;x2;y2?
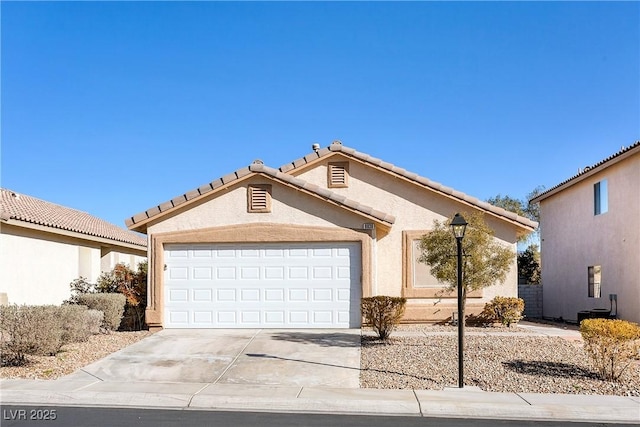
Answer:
295;157;521;308
145;155;524;323
0;224;146;306
539;154;640;324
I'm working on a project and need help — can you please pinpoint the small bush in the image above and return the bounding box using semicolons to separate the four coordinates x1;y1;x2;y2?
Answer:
580;318;640;381
361;296;407;340
59;305;104;343
85;309;104;335
77;293;126;331
481;296;525;327
0;305;65;364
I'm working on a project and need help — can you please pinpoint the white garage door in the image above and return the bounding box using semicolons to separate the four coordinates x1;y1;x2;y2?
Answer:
163;242;361;328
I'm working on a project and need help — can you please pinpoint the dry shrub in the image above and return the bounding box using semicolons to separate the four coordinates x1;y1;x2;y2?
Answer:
481;296;525;327
77;293;126;331
0;305;64;364
361;296;407;340
580;318;640;381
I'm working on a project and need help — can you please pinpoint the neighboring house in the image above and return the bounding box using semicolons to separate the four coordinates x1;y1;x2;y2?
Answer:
126;141;536;330
531;141;640;324
0;188;147;306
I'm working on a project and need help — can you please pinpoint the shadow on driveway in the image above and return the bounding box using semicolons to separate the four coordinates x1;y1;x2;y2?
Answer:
267;331;361;348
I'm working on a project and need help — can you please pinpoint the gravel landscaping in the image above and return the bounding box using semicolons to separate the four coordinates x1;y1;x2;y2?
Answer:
0;331;152;380
361;325;640;397
3;324;639;398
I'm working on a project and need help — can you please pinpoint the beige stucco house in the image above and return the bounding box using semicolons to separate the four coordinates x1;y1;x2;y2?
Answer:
531;141;640;324
127;141;536;330
0;188;147;306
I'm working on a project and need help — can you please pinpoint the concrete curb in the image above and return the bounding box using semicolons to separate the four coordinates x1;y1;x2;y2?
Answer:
1;380;638;423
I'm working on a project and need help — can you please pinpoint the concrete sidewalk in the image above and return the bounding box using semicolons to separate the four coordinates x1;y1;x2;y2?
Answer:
1;323;638;424
1;379;638;423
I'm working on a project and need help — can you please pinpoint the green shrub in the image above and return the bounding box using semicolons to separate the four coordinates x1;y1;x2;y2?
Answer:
0;305;65;364
361;296;407;340
481;296;525;327
580;318;640;381
77;293;126;331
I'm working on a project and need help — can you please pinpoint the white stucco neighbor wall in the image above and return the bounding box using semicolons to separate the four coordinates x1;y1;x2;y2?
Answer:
539;154;640;324
0;224;147;306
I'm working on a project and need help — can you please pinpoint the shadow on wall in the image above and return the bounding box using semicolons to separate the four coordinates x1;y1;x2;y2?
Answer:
266;331;361;348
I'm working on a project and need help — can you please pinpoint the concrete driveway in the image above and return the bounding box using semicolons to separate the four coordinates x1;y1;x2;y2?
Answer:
70;329;361;388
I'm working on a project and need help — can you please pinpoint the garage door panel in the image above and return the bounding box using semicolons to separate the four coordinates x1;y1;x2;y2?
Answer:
164;242;361;328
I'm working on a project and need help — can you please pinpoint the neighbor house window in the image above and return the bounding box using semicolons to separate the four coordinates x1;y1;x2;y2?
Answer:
328;162;349;188
594;180;608;215
588;265;602;298
247;185;272;213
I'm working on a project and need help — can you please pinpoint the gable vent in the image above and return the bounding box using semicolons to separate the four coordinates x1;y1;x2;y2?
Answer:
328;162;349;188
248;185;271;213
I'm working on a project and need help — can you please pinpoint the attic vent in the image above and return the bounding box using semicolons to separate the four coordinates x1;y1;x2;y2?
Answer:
328;162;349;188
247;185;271;213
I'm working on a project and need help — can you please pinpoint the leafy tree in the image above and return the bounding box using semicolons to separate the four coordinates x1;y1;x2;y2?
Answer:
97;261;148;330
487;185;545;244
418;211;514;317
518;244;541;284
69;261;148;330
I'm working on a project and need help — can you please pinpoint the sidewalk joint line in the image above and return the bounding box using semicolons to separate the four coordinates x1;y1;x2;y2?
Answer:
78;369;104;382
412;389;423;416
296;386;303;398
515;392;532;405
72;379;102;391
187;383;211;408
212;329;262;385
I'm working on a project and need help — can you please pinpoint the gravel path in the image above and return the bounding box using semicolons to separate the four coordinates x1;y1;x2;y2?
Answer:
361;326;640;397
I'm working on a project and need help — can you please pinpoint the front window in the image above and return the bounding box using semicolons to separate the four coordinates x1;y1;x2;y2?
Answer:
594;180;608;215
588;265;602;298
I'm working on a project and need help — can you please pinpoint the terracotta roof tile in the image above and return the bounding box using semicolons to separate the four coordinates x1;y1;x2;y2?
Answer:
315;142;537;230
253;165;395;225
126;141;536;231
1;188;146;247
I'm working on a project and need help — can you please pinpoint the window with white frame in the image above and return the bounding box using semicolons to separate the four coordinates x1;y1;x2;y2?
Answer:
588;265;602;298
594;180;608;215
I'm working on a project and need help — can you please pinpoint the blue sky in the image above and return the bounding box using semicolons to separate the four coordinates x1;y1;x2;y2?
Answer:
2;2;638;229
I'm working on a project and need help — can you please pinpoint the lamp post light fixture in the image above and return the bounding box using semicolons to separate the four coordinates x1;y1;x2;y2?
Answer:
450;213;467;388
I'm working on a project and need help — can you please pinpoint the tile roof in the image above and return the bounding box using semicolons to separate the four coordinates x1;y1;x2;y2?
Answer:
280;141;537;229
126;141;537;231
1;188;147;248
530;141;640;203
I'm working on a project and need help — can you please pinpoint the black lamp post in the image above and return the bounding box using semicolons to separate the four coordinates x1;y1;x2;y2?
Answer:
450;213;467;388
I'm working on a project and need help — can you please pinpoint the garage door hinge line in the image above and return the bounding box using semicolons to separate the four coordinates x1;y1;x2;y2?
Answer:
212;329;262;385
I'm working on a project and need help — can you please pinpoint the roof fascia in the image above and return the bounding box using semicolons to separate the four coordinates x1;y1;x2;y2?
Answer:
253;171;393;231
128;169;393;233
531;146;639;204
127;172;257;232
2;219;147;252
291;150;536;232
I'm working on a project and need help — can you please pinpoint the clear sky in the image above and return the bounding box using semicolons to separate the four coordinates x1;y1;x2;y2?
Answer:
2;2;638;229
